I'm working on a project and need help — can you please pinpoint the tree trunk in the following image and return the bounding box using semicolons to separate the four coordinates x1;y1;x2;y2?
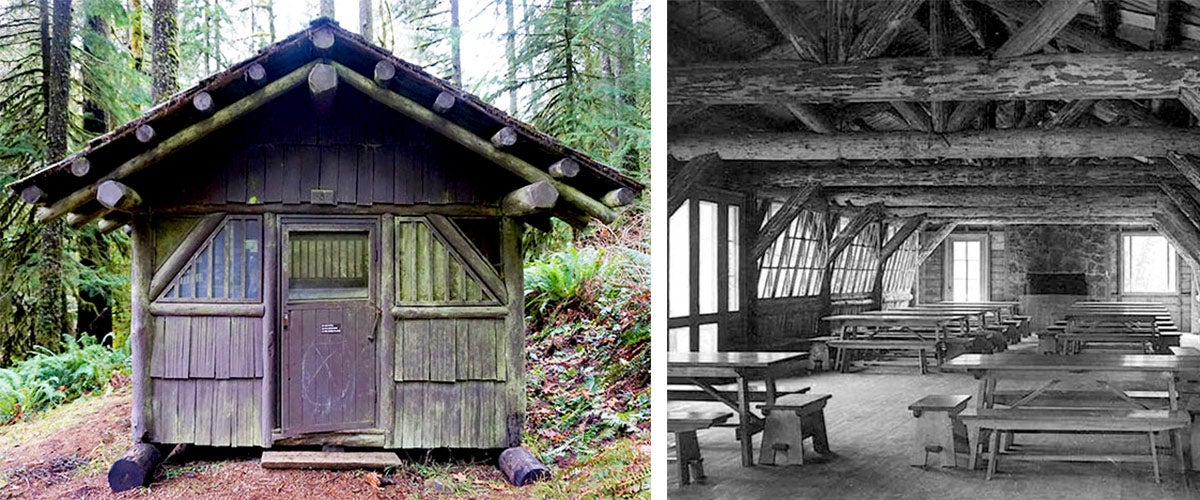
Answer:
36;0;72;351
359;0;372;42
130;0;144;70
504;0;517;114
320;0;334;19
151;0;178;102
450;0;461;86
78;13;115;344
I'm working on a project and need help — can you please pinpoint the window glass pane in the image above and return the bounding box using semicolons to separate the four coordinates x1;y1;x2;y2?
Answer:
669;203;690;317
698;324;719;353
728;205;740;312
668;327;690;352
699;202;719;314
288;231;369;300
1123;234;1177;293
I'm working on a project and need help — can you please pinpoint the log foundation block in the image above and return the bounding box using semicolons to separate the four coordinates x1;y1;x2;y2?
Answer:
498;446;550;486
108;442;172;492
908;394;971;468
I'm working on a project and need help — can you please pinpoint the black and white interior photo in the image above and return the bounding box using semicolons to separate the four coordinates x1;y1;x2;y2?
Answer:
666;0;1200;497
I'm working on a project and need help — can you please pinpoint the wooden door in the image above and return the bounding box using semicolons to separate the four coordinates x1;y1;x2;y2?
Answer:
280;220;378;435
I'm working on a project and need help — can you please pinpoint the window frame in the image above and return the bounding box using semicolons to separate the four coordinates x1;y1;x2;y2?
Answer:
667;187;744;352
943;233;990;302
1120;231;1178;295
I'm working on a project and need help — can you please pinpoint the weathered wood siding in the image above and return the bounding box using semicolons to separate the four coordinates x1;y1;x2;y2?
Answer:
395;219;499;305
134;86;522;209
148;316;262;446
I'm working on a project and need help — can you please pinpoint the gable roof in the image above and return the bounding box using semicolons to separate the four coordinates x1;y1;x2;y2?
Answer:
10;18;642;228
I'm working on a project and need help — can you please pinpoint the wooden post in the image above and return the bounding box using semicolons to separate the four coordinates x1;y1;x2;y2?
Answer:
502;181;559;217
19;186;44;205
432;92;455;113
246;63;267;83
308;63;338;117
260;212;277;448
97;180;142;212
70;157;91;177
500;218;525;447
491;127;518;148
135;124;156;143
192;91;215;114
601;188;635;208
373;60;396;85
129;215;153;442
378;214;396;447
547;158;579;179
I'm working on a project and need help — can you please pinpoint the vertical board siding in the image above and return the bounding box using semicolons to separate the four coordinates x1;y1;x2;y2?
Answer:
392;381;507;449
161;217;263;301
150;378;261;447
151;316;263;379
394;219;497;305
148;86;518;208
395;318;505;382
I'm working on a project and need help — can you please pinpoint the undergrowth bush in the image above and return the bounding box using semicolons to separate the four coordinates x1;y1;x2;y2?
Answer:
0;334;129;425
522;219;649;464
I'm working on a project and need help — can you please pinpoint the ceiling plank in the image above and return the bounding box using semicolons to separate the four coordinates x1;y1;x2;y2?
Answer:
945;0;1089;131
818;186;1160;208
1167;151;1200;191
672;126;1200;161
890;102;932;132
849;0;925;60
668;52;1200;105
755;0;825;63
949;0;987;49
884;205;1152;219
1041;99;1096;129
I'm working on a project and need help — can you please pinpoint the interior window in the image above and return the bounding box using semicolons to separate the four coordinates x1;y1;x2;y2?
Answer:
1123;233;1177;293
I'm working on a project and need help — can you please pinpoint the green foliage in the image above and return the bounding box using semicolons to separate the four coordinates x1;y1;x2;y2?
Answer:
0;334;129;425
522;229;649;464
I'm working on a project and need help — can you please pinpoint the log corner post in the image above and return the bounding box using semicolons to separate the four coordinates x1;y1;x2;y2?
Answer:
501;217;526;448
378;214;397;447
260;212;278;448
129;215;154;444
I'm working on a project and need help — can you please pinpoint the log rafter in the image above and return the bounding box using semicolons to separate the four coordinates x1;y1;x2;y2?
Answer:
827;203;883;265
750;182;820;261
917;222;959;265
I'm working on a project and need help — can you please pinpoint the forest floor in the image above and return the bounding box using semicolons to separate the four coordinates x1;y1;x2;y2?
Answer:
0;386;649;499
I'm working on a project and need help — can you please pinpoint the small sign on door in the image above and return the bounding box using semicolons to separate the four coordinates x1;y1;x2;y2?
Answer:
320;323;342;334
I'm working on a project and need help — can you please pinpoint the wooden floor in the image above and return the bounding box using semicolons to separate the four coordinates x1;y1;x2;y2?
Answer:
668;336;1200;499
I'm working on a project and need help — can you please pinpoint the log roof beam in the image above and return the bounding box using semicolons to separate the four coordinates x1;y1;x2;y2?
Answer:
879;216;927;262
718;161;1178;188
1153;202;1200;266
827;203;883;265
668;52;1200;105
671;127;1200;161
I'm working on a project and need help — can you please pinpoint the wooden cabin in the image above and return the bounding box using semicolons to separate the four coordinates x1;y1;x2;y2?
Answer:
668;0;1200;495
9;19;640;454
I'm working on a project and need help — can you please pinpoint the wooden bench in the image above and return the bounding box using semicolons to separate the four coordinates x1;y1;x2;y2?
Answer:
757;393;832;466
959;408;1190;482
908;395;971;468
668;411;733;485
666;384;810;407
827;339;940;374
991;390;1170;410
1170;346;1200;356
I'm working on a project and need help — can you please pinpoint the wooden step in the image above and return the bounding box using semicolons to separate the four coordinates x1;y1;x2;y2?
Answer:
260;451;402;470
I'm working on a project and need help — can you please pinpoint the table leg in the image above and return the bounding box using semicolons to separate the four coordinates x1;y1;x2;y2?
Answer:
737;375;754;467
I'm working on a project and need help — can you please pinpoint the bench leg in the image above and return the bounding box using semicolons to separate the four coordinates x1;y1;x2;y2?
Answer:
675;431;700;486
967;424;981;470
918;349;928;375
1173;429;1186;473
986;428;1000;480
758;411;779;466
807;410;831;454
1189;413;1200;471
1149;432;1161;484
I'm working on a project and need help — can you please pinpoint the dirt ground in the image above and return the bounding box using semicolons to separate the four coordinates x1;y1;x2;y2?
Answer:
0;388;648;499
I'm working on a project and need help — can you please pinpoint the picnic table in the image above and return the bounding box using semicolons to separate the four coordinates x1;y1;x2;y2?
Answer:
821;313;971;372
667;351;809;467
945;352;1200;473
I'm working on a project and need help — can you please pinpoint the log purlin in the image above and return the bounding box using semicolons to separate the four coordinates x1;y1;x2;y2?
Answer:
668;52;1200;105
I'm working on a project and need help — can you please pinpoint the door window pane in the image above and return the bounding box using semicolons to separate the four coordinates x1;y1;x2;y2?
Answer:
288;231;370;300
699;201;719;314
949;238;985;302
669;203;690;317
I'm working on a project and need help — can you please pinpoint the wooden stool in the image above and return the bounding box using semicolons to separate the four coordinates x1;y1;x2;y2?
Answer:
668;411;732;485
757;393;832;466
908;394;971;468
